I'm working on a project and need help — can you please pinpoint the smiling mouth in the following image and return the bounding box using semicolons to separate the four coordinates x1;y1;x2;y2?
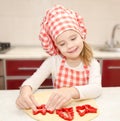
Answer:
68;47;78;53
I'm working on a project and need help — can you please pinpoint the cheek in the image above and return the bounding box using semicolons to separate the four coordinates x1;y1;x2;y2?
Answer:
57;47;67;55
78;39;84;46
56;45;64;53
77;41;84;51
59;48;65;53
80;42;84;49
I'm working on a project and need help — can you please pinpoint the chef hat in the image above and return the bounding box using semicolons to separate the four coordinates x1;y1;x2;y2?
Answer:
39;5;87;55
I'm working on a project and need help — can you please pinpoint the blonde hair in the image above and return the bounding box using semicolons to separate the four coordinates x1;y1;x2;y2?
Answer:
80;41;93;66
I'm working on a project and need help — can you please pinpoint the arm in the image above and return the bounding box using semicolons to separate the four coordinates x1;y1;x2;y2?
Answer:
74;59;102;100
21;57;53;91
46;59;102;111
16;57;53;110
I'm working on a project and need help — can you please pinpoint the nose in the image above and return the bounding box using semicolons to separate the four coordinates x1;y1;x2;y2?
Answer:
66;42;73;49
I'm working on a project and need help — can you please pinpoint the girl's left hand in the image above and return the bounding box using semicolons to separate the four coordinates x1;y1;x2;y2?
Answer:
46;87;79;111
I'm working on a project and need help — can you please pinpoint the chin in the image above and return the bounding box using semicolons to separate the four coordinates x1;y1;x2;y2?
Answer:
67;54;80;60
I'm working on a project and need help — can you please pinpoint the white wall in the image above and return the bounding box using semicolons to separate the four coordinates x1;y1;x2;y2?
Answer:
0;0;120;47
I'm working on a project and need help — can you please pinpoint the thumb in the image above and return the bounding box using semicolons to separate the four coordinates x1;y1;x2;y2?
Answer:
30;95;39;110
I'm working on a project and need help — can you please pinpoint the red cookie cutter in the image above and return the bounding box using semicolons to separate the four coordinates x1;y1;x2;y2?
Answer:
76;104;97;116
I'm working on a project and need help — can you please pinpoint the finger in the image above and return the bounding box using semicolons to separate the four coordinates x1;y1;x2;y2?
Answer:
46;92;58;110
26;96;37;111
51;96;64;110
16;96;29;109
30;95;39;107
46;92;56;107
16;100;24;109
16;99;30;109
55;97;69;109
53;94;71;110
21;100;31;109
18;102;29;109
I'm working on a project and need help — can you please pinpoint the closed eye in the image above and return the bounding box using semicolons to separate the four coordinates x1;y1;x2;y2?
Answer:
59;42;65;46
71;37;76;41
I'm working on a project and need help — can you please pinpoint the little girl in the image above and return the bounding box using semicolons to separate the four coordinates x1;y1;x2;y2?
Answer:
16;5;102;111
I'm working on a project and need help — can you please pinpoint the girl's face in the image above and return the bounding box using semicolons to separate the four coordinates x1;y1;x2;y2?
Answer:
55;30;84;60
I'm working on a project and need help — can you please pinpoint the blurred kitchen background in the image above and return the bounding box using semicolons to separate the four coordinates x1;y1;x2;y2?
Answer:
0;0;120;47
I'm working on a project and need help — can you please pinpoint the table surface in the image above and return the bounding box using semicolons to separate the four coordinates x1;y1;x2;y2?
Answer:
0;87;120;121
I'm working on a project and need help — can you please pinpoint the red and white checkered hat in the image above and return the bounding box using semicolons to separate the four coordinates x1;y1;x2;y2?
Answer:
39;5;87;55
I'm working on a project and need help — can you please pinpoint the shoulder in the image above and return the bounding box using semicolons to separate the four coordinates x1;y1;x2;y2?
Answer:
44;55;62;64
43;55;62;74
90;58;100;65
89;58;101;70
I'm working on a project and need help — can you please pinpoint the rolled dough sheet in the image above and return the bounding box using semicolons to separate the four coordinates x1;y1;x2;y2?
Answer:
24;90;99;121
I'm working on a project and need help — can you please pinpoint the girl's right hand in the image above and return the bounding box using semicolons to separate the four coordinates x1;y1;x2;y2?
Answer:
16;85;39;111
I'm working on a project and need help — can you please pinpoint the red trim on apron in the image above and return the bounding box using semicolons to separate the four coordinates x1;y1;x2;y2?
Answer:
54;58;89;88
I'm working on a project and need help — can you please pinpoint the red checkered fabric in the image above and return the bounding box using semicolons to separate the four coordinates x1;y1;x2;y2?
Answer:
54;58;89;88
39;5;87;56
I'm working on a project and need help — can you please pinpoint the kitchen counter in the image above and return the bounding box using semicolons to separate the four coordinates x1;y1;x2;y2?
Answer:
0;87;120;121
0;46;49;59
0;46;120;59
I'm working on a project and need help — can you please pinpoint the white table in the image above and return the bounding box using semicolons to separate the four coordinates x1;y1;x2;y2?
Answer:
0;87;120;121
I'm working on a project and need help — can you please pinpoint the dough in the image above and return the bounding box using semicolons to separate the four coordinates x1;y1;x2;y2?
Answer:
24;90;99;121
